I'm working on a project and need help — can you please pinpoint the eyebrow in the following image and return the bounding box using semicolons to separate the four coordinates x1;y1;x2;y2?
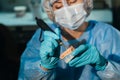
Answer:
51;0;62;7
54;0;62;4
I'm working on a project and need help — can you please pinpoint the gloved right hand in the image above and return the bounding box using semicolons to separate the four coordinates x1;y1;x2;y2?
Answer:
39;28;60;69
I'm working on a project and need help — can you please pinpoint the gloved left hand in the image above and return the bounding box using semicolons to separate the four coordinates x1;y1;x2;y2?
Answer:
68;44;107;71
39;28;60;70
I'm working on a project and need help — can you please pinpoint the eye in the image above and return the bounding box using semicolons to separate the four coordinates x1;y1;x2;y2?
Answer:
52;2;63;10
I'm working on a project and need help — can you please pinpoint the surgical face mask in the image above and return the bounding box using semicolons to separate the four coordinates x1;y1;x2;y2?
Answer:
54;3;87;30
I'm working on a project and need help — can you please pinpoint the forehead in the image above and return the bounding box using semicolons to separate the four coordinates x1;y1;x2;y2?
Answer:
50;0;83;3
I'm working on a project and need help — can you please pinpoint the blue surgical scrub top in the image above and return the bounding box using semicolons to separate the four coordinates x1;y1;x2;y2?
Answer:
18;20;120;80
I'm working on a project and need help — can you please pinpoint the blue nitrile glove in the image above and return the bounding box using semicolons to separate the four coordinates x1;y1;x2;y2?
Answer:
39;28;60;69
68;44;107;71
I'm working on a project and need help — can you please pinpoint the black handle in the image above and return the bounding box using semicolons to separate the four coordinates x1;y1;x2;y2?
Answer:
35;17;63;45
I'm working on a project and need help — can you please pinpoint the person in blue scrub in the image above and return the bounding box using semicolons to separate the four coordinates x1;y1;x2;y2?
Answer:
18;0;120;80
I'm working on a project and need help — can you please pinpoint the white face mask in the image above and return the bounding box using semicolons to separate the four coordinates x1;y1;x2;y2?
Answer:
54;3;87;30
